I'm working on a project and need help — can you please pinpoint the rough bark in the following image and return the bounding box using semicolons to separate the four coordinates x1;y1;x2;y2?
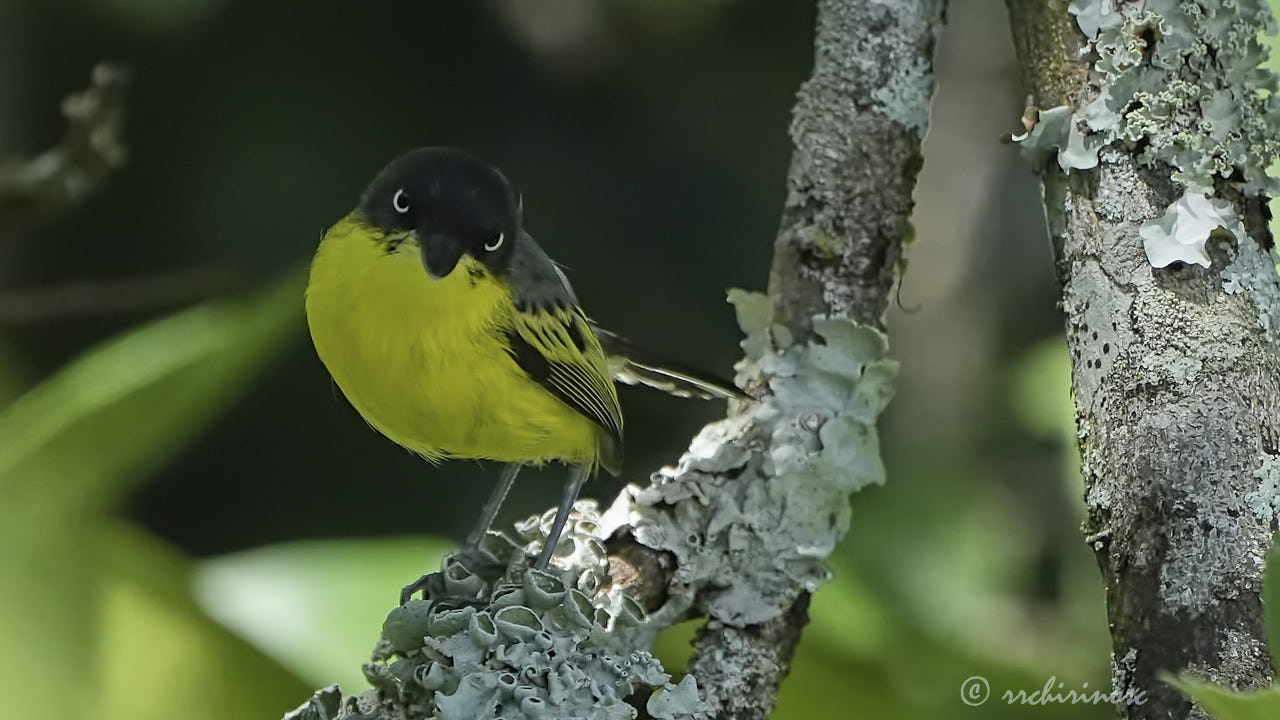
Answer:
770;0;940;335
1005;2;1280;718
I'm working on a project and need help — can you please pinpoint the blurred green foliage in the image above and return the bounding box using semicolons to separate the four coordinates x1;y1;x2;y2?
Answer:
94;523;311;720
0;276;305;717
193;536;454;692
2;1;1279;719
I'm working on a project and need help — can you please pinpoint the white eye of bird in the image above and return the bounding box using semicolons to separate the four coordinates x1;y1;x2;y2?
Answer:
392;188;410;214
484;232;504;252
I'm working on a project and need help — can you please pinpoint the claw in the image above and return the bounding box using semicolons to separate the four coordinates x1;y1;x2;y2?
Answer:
398;549;505;607
398;573;490;610
399;572;446;606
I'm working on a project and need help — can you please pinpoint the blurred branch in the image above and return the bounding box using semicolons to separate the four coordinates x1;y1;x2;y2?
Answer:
0;266;238;326
287;1;941;718
1005;2;1280;718
0;63;130;232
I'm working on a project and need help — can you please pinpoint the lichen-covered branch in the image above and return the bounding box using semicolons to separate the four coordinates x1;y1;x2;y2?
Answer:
284;1;941;718
601;303;898;720
771;0;941;334
0;63;129;233
1004;2;1280;718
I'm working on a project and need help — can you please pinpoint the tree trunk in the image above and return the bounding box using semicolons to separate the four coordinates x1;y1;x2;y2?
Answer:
1005;2;1280;718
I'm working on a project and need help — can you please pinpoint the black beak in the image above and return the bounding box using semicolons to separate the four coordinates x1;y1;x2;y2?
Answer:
418;231;464;280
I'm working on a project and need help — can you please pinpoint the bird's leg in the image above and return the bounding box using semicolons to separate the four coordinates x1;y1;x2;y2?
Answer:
399;464;522;605
463;463;521;550
534;465;588;570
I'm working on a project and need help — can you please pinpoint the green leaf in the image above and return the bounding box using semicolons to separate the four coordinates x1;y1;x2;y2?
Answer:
0;273;303;516
0;517;96;719
193;536;455;692
1167;674;1280;720
0;338;29;407
94;523;313;720
0;519;315;720
0;276;302;720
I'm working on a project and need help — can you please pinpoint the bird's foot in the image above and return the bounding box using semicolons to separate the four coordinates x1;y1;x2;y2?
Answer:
397;575;488;611
398;572;445;606
397;546;507;606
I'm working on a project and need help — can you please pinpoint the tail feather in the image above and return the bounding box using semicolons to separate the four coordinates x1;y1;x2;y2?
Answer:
590;323;749;401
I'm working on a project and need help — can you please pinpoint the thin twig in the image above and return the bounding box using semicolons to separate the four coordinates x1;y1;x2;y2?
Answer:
0;266;238;325
0;63;130;231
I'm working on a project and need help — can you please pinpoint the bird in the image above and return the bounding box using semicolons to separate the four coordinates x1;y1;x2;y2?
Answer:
305;147;745;603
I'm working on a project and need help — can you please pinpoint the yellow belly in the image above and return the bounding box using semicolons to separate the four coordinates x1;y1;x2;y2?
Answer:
304;215;601;467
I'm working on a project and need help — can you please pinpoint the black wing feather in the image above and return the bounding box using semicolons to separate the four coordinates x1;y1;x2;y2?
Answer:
591;324;748;401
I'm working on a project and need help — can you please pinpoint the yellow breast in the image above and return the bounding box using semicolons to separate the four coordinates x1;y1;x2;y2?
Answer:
304;213;602;467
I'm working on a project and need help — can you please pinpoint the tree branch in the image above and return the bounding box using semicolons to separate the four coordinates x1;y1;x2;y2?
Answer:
771;0;941;333
1004;2;1280;718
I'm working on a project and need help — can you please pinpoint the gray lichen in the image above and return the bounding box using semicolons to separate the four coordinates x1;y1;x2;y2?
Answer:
821;0;940;140
1245;456;1280;521
1013;105;1102;172
302;504;702;720
1076;0;1280;193
870;55;934;139
1138;191;1243;268
1069;0;1123;40
600;290;896;627
1158;479;1270;612
1020;0;1280;270
1109;647;1140;708
1220;231;1280;341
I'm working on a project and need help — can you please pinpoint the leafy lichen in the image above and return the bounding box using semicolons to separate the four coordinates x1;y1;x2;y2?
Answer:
1139;190;1243;268
601;291;896;627
1024;1;1280;271
1076;0;1280;194
1013;105;1103;172
301;505;703;720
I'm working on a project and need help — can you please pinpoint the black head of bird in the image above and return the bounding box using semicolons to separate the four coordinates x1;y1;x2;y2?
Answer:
359;147;522;279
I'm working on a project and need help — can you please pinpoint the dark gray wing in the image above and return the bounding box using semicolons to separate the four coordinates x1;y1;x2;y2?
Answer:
501;233;623;474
